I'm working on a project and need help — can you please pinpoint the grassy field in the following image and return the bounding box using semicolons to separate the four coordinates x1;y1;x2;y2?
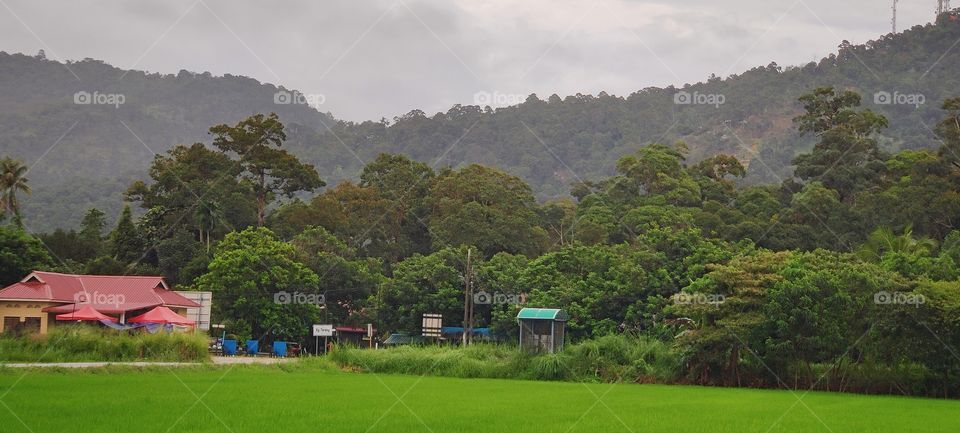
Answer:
0;363;957;433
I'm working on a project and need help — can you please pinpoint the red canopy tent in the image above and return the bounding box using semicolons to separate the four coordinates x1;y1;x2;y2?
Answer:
55;305;118;322
127;306;195;326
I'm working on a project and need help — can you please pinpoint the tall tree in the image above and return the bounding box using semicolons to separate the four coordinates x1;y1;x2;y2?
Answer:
0;157;31;227
429;164;547;257
936;97;960;171
109;204;142;265
126;142;254;235
613;143;702;207
359;153;435;261
193;227;321;340
78;208;106;258
792;88;889;201
209;113;325;226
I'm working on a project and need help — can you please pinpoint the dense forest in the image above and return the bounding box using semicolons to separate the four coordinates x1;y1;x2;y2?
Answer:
3;14;960;231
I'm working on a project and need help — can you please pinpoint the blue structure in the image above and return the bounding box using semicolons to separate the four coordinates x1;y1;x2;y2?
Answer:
272;341;288;357
222;339;238;356
245;339;259;355
440;327;491;337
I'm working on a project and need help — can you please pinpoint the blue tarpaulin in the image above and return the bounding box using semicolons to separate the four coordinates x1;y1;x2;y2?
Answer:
440;327;490;336
98;320;169;333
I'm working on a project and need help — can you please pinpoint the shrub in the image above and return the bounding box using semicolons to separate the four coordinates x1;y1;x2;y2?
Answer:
0;326;210;362
327;335;680;384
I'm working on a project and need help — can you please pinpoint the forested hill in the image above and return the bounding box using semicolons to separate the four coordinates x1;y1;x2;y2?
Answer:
3;13;960;231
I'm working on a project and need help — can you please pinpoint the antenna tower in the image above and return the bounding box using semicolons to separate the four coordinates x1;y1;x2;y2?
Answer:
938;0;952;15
892;0;898;33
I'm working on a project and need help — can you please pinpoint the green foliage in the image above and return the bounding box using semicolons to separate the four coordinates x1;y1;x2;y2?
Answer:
0;156;30;227
193;227;321;341
290;226;384;325
374;247;468;334
0;326;209;362
429;164;547;257
0;225;53;285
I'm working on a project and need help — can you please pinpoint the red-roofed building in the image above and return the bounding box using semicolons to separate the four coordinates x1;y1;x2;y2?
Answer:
0;271;200;334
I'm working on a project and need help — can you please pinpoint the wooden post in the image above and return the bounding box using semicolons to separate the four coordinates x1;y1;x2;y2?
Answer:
468;249;475;345
462;248;472;346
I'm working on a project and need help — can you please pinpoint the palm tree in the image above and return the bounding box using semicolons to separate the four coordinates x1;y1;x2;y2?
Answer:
194;199;223;252
0;157;31;227
856;225;937;262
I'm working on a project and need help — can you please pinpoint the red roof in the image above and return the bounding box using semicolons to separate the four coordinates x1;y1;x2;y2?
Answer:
0;271;200;314
336;326;372;334
127;306;195;326
55;305;118;322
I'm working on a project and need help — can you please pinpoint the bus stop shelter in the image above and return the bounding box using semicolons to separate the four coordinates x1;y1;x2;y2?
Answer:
517;308;568;353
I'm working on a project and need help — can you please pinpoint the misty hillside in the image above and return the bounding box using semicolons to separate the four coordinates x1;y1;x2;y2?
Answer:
3;14;960;232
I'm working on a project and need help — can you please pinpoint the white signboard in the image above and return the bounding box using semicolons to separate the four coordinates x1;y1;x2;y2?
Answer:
313;324;334;337
422;313;442;337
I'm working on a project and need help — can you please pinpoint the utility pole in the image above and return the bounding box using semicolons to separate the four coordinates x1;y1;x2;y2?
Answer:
462;248;474;346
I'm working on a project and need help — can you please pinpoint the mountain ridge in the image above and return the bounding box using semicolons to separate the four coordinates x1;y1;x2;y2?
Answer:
3;13;960;231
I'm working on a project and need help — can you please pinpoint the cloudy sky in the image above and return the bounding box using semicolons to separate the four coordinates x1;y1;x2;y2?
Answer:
0;0;943;120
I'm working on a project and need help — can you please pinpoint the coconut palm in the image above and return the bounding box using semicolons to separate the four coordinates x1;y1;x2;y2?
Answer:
856;225;937;262
0;157;31;227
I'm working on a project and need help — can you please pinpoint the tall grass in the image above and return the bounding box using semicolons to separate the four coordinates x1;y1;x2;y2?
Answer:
0;326;210;362
329;334;679;383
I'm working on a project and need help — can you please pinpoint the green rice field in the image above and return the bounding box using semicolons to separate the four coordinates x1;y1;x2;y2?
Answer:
0;364;957;432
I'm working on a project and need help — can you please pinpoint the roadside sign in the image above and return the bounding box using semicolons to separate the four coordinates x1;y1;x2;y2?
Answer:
422;313;442;337
312;324;334;337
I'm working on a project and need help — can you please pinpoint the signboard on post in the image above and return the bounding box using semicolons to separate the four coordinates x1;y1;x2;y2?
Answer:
313;324;334;337
366;323;374;348
313;324;334;355
422;313;442;338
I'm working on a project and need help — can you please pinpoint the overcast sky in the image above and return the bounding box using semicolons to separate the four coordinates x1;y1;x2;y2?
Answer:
0;0;943;121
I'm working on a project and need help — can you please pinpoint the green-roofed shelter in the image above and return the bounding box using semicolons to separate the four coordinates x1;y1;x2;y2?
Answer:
383;333;425;346
516;308;567;353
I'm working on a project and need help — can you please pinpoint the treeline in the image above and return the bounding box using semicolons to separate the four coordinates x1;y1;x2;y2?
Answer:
6;13;960;231
3;86;960;397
